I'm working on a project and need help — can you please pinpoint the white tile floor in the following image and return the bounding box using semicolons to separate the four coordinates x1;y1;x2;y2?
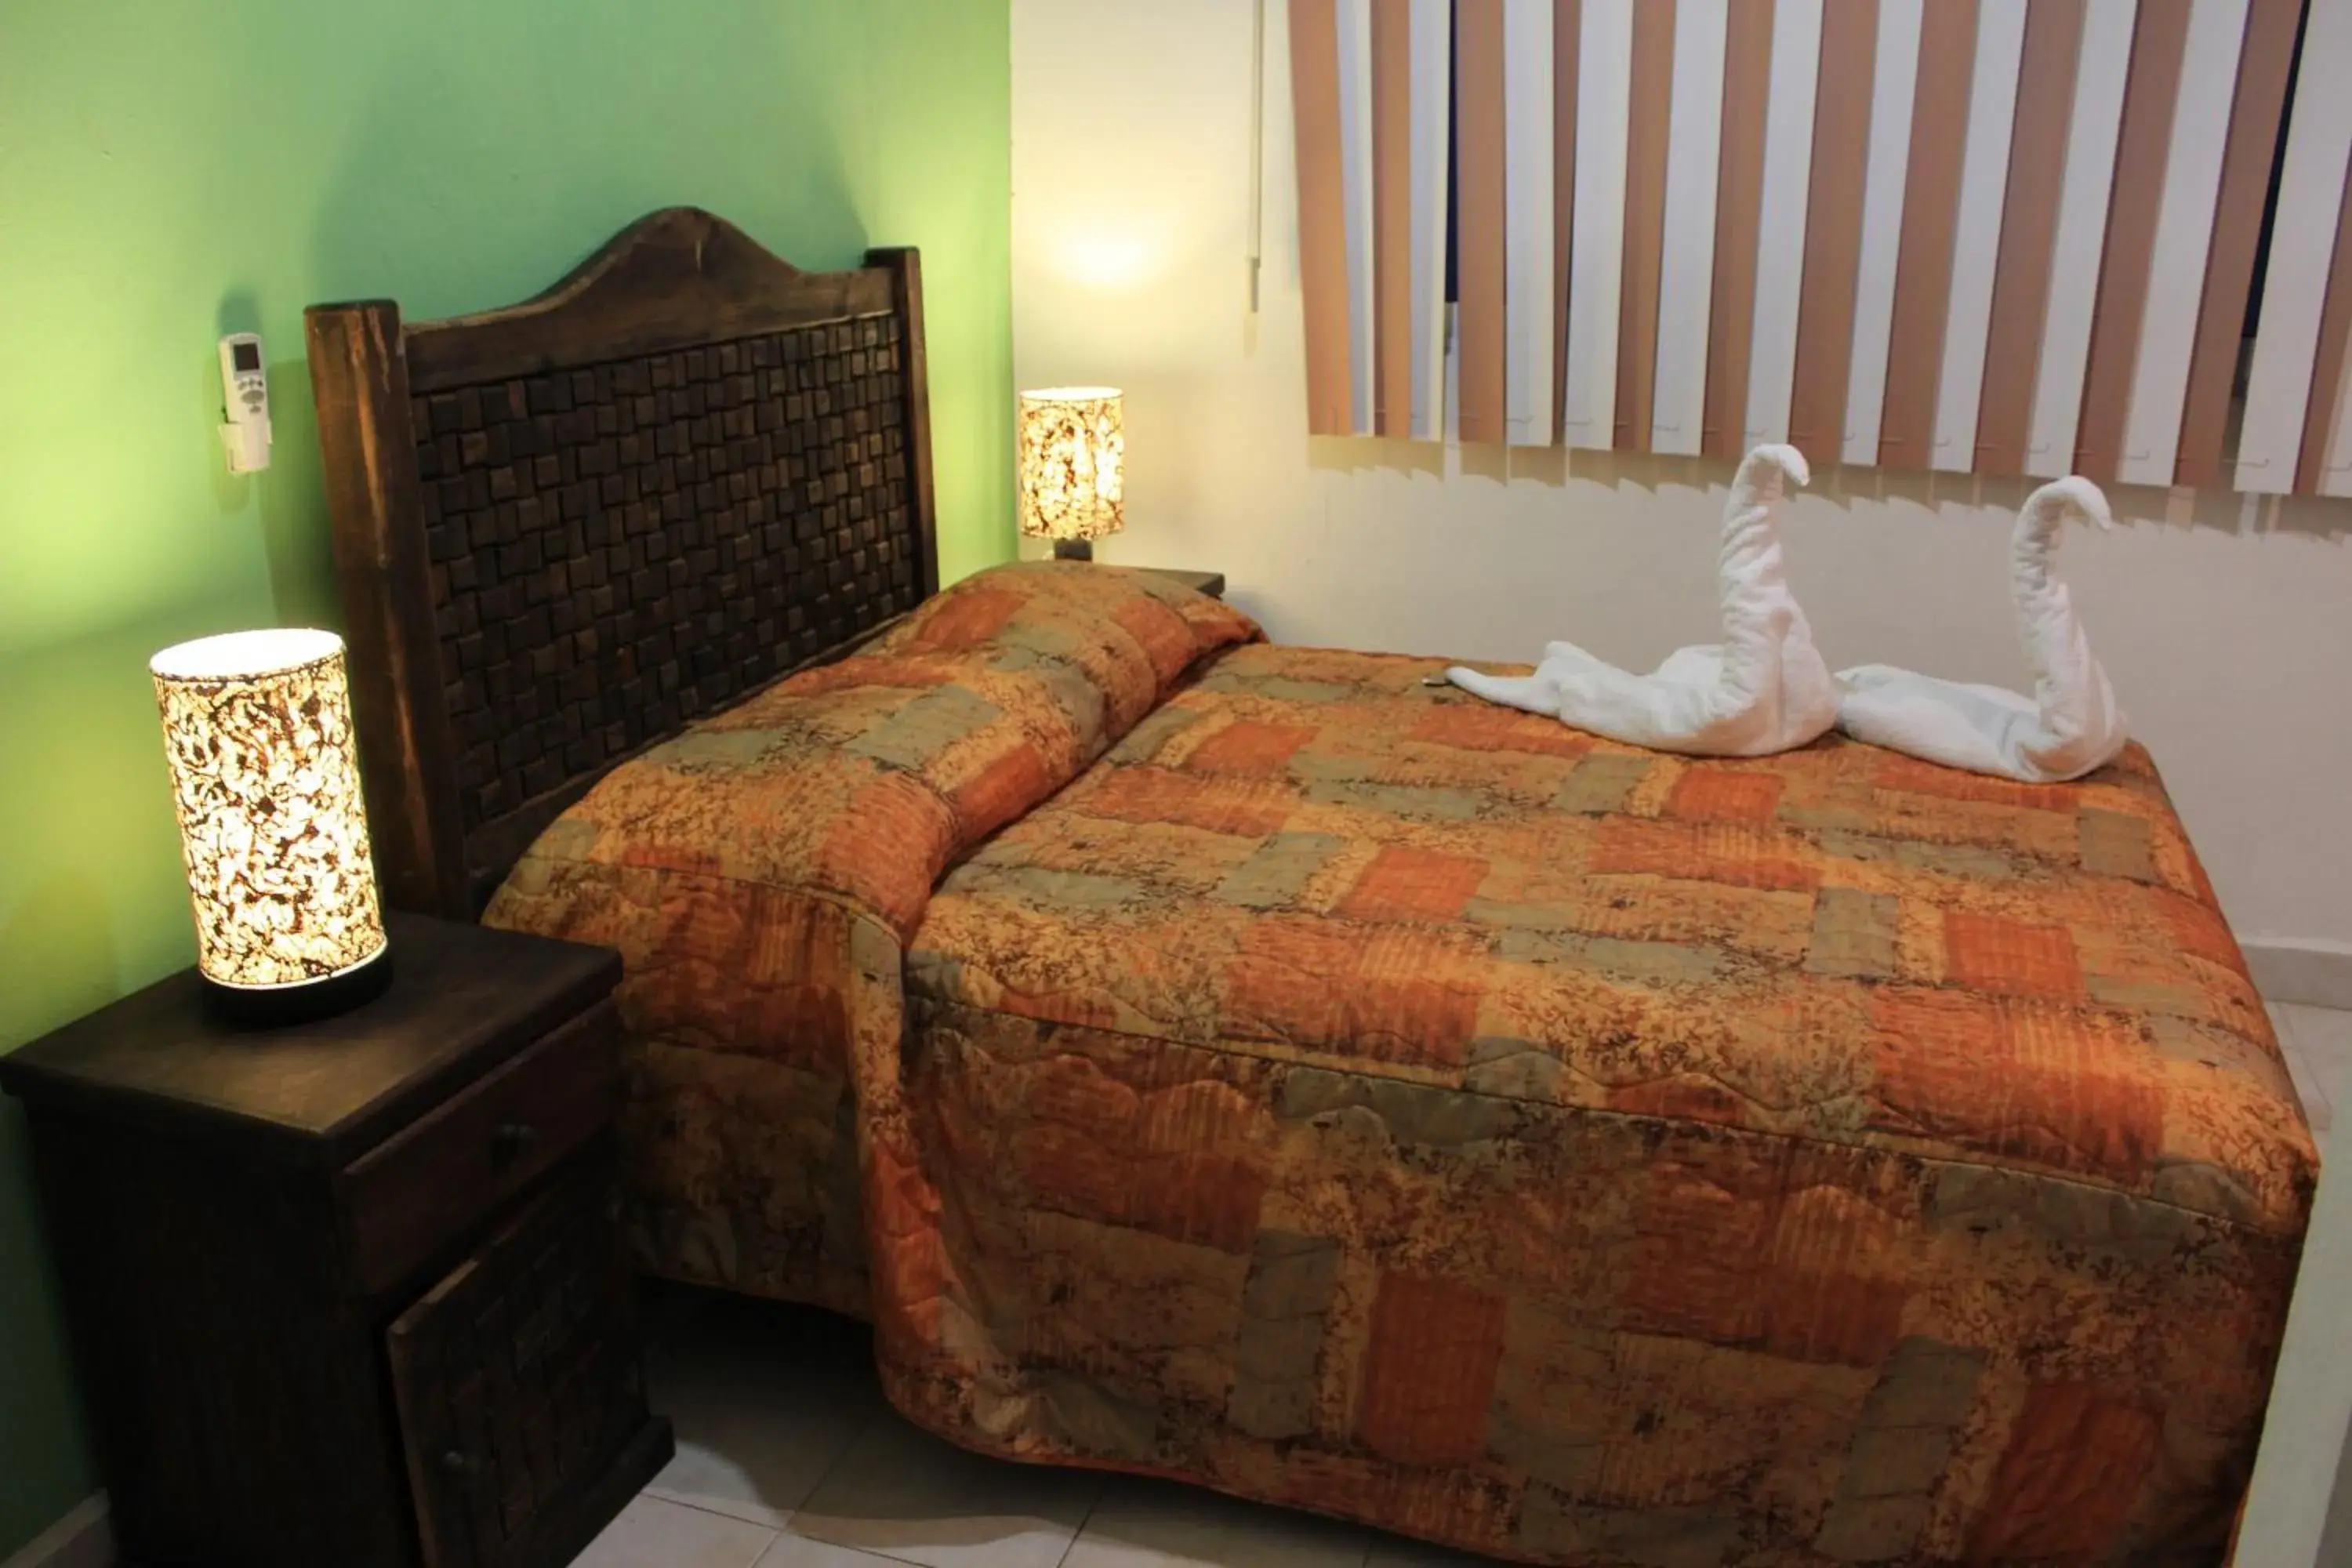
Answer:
579;1287;1485;1568
2270;1000;2352;1135
576;1003;2352;1568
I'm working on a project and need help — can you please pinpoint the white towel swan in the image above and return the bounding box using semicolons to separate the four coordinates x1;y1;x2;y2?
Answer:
1443;445;1838;757
1835;476;2127;782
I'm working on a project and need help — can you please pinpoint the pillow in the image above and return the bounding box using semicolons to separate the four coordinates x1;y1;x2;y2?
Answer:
869;561;1261;740
491;561;1261;946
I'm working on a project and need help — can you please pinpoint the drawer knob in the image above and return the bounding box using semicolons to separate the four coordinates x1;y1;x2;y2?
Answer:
441;1448;481;1477
492;1121;541;1163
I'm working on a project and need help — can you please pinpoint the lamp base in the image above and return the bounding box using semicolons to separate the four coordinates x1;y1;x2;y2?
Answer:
1051;539;1094;561
202;946;394;1029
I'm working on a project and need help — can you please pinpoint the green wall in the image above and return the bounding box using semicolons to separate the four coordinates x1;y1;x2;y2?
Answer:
0;0;1012;1553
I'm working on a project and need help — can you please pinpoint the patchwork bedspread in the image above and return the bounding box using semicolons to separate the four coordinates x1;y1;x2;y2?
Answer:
488;564;2315;1567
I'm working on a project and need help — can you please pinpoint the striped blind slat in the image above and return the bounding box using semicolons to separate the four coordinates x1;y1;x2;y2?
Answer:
1287;0;2341;492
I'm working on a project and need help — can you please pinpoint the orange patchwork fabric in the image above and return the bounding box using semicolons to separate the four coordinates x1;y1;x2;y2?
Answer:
492;622;2314;1568
485;560;1256;1308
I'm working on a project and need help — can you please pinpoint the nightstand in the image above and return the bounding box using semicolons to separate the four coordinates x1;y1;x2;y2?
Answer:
1136;567;1226;598
0;914;671;1568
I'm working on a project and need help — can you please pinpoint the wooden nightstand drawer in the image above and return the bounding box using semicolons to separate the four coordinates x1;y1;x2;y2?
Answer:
343;1000;618;1295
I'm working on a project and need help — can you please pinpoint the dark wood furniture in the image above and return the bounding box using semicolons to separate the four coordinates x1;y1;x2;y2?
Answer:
308;208;942;919
1136;567;1225;599
0;916;670;1568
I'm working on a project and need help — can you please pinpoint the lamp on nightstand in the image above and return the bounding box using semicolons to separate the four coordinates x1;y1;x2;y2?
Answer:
1018;386;1123;561
149;628;391;1024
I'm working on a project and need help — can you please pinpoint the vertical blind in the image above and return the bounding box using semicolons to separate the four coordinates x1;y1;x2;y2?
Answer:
1290;0;2352;495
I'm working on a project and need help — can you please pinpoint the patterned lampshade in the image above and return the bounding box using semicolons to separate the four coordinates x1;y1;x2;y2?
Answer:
1018;387;1125;543
150;629;389;1002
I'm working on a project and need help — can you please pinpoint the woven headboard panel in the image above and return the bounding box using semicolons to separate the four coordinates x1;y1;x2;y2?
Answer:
307;209;940;917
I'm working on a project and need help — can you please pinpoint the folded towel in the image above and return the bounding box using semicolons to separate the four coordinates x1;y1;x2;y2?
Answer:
1835;476;2127;783
1445;445;1838;757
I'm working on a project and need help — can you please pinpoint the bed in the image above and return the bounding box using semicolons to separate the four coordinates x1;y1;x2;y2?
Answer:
312;209;2317;1568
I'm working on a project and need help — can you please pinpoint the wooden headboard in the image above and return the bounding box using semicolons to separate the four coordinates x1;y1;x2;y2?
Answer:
307;208;940;918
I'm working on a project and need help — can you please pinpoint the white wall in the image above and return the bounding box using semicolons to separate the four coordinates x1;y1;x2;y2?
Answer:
1011;0;2352;951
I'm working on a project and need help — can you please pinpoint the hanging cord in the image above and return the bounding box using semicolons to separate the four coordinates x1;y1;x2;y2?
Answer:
1248;0;1266;313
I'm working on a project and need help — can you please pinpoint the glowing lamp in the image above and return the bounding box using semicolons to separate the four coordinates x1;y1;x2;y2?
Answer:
149;629;391;1022
1018;387;1124;561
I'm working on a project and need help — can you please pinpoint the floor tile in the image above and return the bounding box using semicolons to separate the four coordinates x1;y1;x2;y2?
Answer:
643;1289;891;1527
571;1495;778;1568
1062;1475;1373;1567
786;1404;1105;1568
2281;1005;2352;1108
2278;1036;2321;1108
753;1533;911;1567
2268;1007;2330;1132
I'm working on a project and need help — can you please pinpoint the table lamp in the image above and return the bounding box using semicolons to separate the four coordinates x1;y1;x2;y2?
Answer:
1019;387;1124;561
150;629;392;1024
